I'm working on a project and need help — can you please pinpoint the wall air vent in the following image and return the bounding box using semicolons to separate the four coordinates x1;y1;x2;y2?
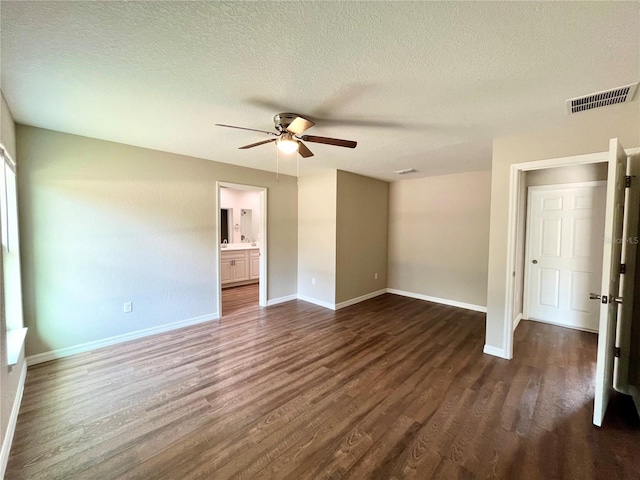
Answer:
566;82;638;114
393;168;418;175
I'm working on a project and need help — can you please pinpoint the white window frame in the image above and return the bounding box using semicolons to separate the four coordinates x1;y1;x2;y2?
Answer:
1;144;27;366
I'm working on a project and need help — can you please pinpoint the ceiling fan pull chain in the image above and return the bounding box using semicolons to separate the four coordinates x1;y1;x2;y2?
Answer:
276;146;280;183
296;152;300;186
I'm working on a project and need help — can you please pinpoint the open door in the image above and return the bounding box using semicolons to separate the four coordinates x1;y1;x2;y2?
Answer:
613;151;639;414
592;138;628;427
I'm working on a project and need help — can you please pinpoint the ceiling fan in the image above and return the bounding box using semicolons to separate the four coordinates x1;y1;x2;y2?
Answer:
215;113;357;158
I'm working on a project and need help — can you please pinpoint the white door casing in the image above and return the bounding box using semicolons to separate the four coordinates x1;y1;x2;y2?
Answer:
524;183;606;332
216;181;268;317
593;138;628;427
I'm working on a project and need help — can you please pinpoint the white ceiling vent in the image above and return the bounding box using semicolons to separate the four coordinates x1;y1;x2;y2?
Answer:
566;83;638;114
393;168;418;175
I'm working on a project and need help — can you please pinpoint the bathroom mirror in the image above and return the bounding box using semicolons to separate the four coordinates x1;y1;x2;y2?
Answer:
241;209;252;242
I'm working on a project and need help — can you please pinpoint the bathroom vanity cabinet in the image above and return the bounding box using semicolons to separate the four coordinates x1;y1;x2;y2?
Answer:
221;247;259;287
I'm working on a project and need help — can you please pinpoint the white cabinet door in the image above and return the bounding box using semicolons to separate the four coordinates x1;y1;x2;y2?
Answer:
220;257;233;284
249;250;260;280
233;256;249;282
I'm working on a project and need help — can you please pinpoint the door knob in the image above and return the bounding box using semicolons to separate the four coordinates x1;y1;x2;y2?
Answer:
590;293;623;304
532;259;538;264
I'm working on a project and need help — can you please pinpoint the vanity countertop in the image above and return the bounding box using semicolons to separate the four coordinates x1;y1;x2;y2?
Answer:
221;243;259;251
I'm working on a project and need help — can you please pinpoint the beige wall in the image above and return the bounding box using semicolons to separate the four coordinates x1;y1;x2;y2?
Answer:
0;91;26;473
336;171;388;304
487;101;640;355
17;125;298;356
297;170;337;305
388;170;491;307
526;162;608;187
298;170;337;306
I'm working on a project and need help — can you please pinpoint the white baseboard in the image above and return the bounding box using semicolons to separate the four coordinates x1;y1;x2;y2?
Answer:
335;289;387;310
0;359;27;479
297;289;387;311
296;294;336;311
386;289;487;313
279;289;485;314
513;313;523;331
483;344;511;359
266;294;298;306
27;313;219;366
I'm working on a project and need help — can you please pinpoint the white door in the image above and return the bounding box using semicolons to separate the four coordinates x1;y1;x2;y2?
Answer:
593;138;628;427
525;183;606;331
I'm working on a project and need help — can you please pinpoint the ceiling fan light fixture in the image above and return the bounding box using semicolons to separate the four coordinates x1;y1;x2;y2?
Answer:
216;113;356;160
277;134;299;154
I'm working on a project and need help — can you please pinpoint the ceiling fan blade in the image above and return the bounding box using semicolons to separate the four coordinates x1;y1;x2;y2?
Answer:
311;117;403;129
297;141;314;158
215;124;278;136
286;117;315;135
238;138;278;149
299;135;357;149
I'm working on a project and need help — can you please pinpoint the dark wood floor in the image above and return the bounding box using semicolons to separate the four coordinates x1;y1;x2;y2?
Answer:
7;287;640;479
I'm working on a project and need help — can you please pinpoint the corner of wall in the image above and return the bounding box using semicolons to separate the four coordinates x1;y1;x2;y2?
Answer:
483;344;511;360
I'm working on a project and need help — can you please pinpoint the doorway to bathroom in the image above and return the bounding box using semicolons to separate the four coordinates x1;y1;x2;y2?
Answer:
216;182;267;318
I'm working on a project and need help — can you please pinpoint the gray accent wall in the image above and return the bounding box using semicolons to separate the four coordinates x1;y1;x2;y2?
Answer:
336;170;388;304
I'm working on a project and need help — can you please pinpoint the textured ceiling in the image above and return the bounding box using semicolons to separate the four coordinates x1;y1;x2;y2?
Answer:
1;2;639;181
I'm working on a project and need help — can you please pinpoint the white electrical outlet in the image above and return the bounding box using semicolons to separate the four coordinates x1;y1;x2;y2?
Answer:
374;273;378;279
124;301;133;313
312;277;316;286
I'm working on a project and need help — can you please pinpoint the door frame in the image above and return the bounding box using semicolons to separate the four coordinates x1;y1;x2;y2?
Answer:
216;181;268;317
503;146;640;359
504;152;609;359
522;180;606;332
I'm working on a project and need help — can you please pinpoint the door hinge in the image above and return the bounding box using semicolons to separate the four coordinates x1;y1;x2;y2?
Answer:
614;347;621;358
625;176;632;188
620;263;626;274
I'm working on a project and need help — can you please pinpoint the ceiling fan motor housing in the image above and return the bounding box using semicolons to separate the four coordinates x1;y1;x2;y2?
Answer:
273;113;302;132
